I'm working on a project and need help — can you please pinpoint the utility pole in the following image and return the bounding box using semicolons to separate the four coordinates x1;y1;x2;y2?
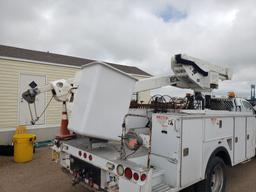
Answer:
251;84;255;100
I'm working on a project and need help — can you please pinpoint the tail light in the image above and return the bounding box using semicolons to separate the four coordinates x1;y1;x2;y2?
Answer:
124;168;133;180
78;151;82;157
89;154;93;161
140;173;147;181
117;165;124;176
133;172;139;181
83;152;87;159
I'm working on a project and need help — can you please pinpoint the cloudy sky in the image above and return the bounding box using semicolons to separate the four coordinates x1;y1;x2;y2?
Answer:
0;0;256;98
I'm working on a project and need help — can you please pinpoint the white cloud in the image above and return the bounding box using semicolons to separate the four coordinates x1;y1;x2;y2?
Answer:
0;0;256;97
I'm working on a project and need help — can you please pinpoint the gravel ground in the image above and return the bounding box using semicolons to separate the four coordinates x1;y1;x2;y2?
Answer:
0;147;256;192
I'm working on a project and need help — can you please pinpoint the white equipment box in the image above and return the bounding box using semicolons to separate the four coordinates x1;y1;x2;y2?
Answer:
68;62;137;140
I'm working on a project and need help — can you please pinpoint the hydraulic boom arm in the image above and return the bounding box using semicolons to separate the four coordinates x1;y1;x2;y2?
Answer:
22;78;75;104
134;54;232;93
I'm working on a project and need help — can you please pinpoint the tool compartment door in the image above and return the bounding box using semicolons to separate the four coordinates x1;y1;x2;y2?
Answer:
181;118;203;187
234;117;246;164
151;114;181;188
204;117;233;141
246;117;256;159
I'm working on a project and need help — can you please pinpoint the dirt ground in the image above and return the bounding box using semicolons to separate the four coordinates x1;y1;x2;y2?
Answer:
0;147;256;192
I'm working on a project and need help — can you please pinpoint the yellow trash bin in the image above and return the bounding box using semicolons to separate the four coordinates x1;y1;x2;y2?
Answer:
13;134;36;163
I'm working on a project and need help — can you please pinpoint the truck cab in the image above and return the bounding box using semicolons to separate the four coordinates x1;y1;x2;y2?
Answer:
234;98;255;113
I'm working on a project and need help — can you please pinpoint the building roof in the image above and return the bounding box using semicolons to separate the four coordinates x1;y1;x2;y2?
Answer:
0;44;151;76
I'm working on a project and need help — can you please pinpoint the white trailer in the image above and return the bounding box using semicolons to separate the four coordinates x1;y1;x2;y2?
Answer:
22;54;256;192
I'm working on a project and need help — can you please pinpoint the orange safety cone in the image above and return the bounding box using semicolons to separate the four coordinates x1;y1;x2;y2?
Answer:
56;102;75;140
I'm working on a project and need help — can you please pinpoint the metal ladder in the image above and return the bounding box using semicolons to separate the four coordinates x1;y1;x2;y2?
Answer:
152;169;172;192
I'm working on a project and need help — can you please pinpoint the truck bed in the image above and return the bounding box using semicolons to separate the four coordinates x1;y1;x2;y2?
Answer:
63;137;149;171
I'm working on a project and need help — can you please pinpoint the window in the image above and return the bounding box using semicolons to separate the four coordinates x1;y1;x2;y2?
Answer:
242;100;253;111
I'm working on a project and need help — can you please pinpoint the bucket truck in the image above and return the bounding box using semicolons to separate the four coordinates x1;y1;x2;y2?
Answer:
22;54;256;192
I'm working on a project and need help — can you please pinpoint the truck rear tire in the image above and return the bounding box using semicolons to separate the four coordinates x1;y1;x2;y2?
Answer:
195;157;226;192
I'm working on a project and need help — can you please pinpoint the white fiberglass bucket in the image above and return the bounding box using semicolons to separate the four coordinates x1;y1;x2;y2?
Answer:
68;62;137;141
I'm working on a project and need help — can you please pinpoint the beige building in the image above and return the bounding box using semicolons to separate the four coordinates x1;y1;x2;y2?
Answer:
0;45;151;144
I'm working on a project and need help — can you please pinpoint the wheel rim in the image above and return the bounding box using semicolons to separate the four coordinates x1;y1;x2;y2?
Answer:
210;164;224;192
